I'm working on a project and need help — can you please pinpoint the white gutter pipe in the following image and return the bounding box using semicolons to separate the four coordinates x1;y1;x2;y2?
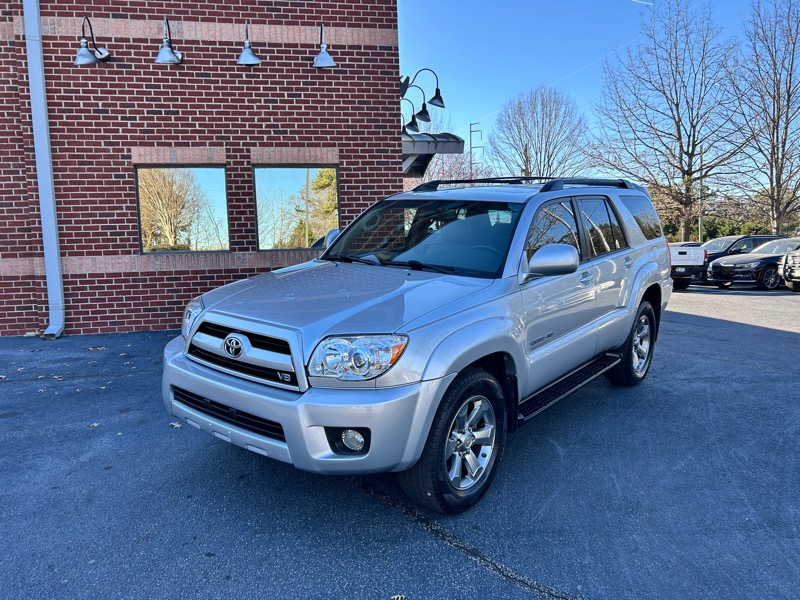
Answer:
23;0;65;338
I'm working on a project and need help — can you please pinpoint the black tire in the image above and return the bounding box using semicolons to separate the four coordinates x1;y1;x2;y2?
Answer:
398;367;507;514
605;301;657;387
716;282;732;289
756;266;780;290
787;281;800;293
672;278;691;290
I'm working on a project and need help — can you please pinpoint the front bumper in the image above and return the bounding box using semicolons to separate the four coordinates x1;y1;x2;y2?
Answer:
162;335;455;474
706;266;758;285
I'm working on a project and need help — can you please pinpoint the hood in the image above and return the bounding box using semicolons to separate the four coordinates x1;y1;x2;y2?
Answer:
201;260;491;348
714;253;780;266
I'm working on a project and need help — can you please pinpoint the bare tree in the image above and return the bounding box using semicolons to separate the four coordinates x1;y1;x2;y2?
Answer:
731;0;800;234
592;0;742;241
138;168;205;250
486;85;589;178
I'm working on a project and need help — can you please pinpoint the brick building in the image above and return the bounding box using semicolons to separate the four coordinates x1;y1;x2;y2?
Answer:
0;1;403;336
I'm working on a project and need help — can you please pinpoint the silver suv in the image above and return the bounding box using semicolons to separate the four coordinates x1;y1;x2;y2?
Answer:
163;177;672;513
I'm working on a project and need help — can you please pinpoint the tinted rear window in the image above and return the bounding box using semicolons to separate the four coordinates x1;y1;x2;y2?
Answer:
619;195;663;240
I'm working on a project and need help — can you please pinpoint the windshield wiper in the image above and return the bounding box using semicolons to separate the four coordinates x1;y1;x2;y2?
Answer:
383;260;455;274
323;254;380;266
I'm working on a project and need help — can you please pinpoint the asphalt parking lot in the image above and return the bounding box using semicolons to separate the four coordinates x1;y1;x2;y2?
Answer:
1;286;798;599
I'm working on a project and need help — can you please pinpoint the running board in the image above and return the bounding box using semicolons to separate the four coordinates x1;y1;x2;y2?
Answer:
518;353;622;422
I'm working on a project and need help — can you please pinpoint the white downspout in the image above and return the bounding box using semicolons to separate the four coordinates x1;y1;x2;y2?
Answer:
23;0;65;338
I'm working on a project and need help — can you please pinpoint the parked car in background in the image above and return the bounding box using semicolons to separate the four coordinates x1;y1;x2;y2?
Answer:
707;237;800;290
696;234;787;284
779;248;800;292
669;243;707;289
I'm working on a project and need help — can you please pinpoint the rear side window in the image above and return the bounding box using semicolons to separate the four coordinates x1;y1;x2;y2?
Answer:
577;196;628;258
620;194;663;240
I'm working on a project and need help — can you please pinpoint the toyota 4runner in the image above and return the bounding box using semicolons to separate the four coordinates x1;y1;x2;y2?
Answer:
163;177;672;513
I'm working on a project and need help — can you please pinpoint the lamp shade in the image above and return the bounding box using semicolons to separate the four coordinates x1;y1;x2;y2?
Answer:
155;42;183;64
238;42;261;65
415;102;431;123
429;87;445;108
237;21;261;66
75;38;99;65
312;25;335;68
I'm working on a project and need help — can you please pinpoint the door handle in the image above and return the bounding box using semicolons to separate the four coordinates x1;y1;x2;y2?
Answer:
624;257;634;268
579;272;594;286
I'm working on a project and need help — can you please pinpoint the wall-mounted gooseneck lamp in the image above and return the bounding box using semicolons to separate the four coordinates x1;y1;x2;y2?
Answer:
406;84;432;123
402;98;420;133
74;17;111;65
154;17;184;64
401;68;445;108
312;24;336;68
237;20;261;65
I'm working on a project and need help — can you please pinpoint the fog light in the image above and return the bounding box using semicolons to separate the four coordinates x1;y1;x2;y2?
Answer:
341;429;365;452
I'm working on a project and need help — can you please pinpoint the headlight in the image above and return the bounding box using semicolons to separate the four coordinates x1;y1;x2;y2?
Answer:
736;262;759;269
787;254;797;265
308;335;408;380
181;296;204;339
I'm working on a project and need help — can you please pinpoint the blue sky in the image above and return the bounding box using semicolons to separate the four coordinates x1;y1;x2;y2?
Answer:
398;0;753;146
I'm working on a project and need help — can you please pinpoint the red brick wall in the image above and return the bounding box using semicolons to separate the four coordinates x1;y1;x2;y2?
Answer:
0;1;403;336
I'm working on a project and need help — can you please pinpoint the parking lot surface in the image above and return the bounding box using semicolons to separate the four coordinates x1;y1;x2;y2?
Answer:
1;286;798;599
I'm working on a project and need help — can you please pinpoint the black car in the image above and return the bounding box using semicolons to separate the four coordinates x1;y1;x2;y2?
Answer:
694;234;787;284
707;237;800;290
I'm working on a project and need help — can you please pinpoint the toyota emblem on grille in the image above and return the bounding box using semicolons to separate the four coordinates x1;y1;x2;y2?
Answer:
223;335;244;358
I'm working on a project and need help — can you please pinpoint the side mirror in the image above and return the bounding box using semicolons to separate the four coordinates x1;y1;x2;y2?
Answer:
520;243;580;283
324;228;340;249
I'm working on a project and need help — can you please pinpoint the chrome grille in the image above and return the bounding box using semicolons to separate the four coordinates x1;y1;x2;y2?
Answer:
187;320;298;389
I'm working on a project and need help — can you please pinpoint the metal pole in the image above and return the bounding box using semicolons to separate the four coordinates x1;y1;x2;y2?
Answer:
305;168;310;247
698;146;704;243
469;122;483;179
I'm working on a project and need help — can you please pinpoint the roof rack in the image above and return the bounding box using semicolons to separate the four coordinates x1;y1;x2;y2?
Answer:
538;178;634;193
413;176;554;192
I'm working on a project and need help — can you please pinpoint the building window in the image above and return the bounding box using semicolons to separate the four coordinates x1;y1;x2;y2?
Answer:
136;167;229;253
254;167;339;250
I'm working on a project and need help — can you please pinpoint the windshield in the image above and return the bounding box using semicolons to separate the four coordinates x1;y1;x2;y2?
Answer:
323;198;522;278
701;236;737;252
752;239;800;254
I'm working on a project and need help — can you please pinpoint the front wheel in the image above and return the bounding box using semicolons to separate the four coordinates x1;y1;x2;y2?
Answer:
398;368;506;514
757;266;780;290
605;300;657;387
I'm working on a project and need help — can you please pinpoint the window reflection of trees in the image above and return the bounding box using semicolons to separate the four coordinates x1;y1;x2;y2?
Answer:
137;167;229;252
526;201;579;260
256;168;339;250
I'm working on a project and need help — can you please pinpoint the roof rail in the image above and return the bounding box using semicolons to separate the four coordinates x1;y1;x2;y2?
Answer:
538;178;634;193
413;176;554;192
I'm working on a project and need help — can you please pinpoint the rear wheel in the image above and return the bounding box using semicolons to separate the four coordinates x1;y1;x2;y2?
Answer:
757;266;780;290
605;301;657;387
672;278;691;290
716;282;732;289
398;368;506;514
